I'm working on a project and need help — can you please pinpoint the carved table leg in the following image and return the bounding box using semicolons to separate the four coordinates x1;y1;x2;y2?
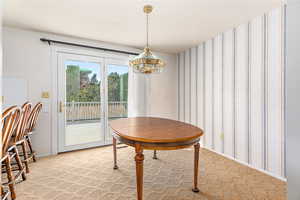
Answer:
153;150;158;159
192;143;200;193
113;137;118;169
135;144;144;200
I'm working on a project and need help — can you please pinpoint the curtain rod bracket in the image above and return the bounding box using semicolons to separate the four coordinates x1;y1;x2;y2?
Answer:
40;38;51;45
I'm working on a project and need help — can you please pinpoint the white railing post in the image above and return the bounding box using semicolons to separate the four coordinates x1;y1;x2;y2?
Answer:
71;100;75;122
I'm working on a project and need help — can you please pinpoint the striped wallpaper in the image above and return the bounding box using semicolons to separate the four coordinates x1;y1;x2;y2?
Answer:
178;7;285;178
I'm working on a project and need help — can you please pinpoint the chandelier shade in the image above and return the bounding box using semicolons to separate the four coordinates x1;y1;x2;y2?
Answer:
129;5;165;74
129;47;165;74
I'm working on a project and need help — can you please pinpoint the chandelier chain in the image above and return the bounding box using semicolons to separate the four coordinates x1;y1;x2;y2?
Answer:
146;13;149;48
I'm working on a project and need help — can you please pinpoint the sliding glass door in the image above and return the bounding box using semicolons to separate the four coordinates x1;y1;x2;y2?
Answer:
57;52;128;152
105;59;129;142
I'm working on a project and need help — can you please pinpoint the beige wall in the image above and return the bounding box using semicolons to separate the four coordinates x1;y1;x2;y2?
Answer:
147;52;178;120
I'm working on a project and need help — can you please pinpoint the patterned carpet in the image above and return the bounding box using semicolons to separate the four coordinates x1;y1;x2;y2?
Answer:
13;146;286;200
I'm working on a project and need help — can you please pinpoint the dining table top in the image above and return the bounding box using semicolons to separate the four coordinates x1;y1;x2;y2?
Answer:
109;117;204;143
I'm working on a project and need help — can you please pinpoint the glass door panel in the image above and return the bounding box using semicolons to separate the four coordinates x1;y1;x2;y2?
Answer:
105;62;129;143
65;61;102;146
58;53;104;152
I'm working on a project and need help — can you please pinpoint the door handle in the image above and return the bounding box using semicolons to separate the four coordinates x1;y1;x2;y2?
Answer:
59;101;64;113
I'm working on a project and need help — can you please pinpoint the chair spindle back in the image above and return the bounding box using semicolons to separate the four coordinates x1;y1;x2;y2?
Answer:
27;102;42;133
15;102;32;142
1;106;21;157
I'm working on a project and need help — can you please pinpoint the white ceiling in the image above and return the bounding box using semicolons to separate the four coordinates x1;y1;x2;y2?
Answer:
3;0;281;53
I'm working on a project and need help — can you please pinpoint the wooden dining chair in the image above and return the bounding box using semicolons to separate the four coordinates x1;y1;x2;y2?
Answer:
1;185;10;200
25;102;42;162
13;102;32;173
1;106;26;200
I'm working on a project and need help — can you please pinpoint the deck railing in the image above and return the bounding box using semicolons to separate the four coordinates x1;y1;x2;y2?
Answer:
66;101;127;123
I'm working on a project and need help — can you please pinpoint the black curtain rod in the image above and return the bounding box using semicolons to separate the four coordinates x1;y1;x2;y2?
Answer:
40;38;139;56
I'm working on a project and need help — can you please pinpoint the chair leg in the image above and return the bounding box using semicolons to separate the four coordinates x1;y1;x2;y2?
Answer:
21;141;30;173
12;146;26;181
4;156;16;200
26;136;36;162
1;188;10;200
153;150;158;159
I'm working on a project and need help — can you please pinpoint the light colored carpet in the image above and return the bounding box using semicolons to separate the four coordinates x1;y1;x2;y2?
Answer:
14;146;286;200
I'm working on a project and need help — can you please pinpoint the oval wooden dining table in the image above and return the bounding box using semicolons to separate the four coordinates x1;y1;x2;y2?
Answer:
109;117;204;200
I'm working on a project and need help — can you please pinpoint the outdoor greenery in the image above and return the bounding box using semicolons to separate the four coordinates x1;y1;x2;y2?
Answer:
66;65;128;102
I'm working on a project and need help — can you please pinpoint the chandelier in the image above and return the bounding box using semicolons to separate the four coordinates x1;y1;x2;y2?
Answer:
129;5;166;74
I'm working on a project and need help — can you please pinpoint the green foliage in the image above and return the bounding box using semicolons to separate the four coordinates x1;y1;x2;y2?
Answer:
120;73;128;101
107;72;128;102
66;65;128;102
66;65;80;102
108;72;120;101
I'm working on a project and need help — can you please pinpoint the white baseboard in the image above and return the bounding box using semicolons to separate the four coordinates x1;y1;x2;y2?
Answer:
203;147;287;182
36;153;52;158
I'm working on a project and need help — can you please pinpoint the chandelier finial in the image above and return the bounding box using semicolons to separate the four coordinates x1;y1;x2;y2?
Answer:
143;5;153;14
